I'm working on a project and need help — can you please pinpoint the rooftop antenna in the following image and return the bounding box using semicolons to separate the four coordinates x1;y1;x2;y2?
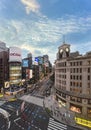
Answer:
63;35;65;44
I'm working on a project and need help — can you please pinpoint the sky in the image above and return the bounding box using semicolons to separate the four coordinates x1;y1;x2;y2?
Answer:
0;0;91;64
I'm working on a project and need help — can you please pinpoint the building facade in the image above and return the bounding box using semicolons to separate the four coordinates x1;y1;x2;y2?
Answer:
9;47;22;85
0;42;9;90
22;53;32;80
55;43;91;118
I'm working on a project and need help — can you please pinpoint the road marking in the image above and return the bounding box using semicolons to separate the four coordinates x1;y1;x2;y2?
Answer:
14;117;21;122
8;121;11;129
47;118;67;130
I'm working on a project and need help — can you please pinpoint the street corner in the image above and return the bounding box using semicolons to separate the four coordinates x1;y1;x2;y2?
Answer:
0;93;4;98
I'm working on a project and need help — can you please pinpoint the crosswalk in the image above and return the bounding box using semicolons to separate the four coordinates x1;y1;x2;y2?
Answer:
47;118;67;130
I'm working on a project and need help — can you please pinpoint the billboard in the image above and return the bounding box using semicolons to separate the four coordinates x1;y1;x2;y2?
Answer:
34;57;43;65
35;57;39;62
9;47;22;62
34;57;39;65
4;82;10;88
26;69;32;79
75;117;91;128
22;59;28;67
30;70;33;79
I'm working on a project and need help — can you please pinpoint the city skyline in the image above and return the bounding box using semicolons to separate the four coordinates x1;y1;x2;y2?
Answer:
0;0;91;64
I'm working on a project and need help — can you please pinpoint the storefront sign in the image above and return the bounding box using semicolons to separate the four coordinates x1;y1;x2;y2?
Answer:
75;117;91;128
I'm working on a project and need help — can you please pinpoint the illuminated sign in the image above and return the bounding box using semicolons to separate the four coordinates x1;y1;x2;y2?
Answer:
4;82;10;88
35;57;39;62
34;57;43;65
9;47;22;62
34;57;39;65
75;117;91;128
22;60;28;67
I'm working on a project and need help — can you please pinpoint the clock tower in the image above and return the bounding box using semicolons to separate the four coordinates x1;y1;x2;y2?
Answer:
58;43;70;59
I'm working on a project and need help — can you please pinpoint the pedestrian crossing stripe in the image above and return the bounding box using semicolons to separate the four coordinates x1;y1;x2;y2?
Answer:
49;118;67;127
49;118;67;128
47;118;67;130
49;122;67;130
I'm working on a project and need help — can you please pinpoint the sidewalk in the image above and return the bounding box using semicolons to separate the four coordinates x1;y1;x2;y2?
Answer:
44;95;88;130
1;94;16;101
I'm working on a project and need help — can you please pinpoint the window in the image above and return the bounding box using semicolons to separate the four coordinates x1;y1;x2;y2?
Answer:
77;98;82;103
77;68;78;73
73;68;75;73
62;93;66;98
80;68;82;73
70;62;72;66
88;100;91;104
70;96;75;101
80;75;82;80
88;68;90;73
70;75;72;79
87;108;91;117
88;83;90;88
80;61;82;66
73;75;75;80
70;68;72;73
88;61;90;65
88;75;90;80
70;82;72;86
80;82;82;87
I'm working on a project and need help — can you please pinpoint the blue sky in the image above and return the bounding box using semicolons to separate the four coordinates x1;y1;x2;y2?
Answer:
0;0;91;64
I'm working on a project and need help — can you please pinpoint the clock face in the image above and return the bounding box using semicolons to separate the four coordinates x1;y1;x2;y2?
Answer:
66;47;69;52
60;49;63;53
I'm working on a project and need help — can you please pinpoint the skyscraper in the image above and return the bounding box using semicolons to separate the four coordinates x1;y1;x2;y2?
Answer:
0;41;9;91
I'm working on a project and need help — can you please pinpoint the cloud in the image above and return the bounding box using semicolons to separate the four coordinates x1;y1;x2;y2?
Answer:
20;0;40;14
20;44;35;53
1;14;91;63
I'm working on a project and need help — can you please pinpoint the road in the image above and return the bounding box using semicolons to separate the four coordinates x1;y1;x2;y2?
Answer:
0;78;85;130
0;98;83;130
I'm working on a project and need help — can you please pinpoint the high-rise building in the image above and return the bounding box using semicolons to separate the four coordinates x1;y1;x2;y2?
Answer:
0;41;9;91
43;55;49;63
22;53;32;80
55;43;91;118
9;47;22;85
27;53;32;68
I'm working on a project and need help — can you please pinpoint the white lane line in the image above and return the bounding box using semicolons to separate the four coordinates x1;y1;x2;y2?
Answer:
49;121;67;129
14;117;21;122
48;125;62;130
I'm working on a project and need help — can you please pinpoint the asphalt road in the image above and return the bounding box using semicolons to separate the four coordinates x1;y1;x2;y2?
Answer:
0;99;83;130
0;76;85;130
0;113;9;130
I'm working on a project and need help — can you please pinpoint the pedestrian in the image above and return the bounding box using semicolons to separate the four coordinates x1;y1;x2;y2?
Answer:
27;125;31;130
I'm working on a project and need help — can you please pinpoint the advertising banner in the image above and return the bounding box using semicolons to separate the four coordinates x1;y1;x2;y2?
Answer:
22;59;28;67
9;47;22;62
4;82;10;88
